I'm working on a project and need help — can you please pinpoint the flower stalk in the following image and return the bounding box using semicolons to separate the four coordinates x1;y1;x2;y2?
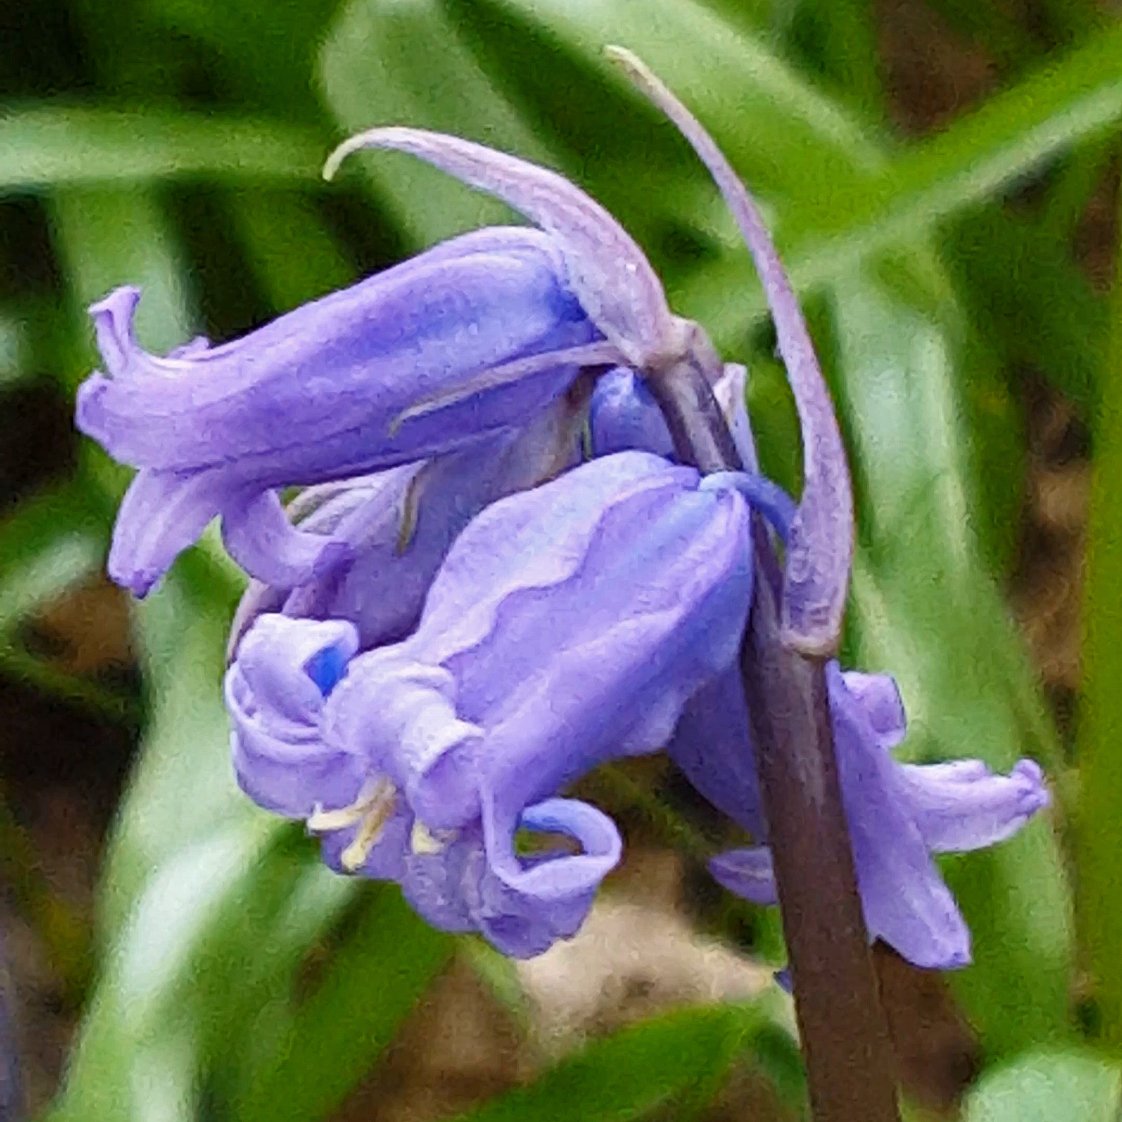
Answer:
646;362;901;1122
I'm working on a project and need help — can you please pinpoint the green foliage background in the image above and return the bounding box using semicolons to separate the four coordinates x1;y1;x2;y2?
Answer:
2;0;1122;1117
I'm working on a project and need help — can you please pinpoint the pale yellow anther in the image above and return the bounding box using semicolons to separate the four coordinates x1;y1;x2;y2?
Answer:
395;471;424;555
306;799;369;832
340;778;398;872
410;820;448;856
306;778;398;872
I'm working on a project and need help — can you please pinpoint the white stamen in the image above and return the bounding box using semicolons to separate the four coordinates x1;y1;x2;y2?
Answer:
307;778;398;873
338;778;398;872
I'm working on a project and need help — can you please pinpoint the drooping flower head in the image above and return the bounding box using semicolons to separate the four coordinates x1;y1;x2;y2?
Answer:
325;80;853;657
227;451;788;955
76;46;1050;974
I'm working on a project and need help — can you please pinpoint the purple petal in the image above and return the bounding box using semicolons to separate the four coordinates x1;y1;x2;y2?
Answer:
89;285;140;375
608;48;854;655
699;471;796;539
405;452;700;651
319;793;621;959
79;229;591;474
709;847;778;905
589;367;675;458
839;670;906;747
486;796;622;901
227;399;586;652
79;227;601;591
828;664;971;968
398;826;487;935
316;796;412;884
325;129;683;367
225;614;364;817
589;362;757;468
899;757;1049;853
709;659;982;969
107;468;233;597
475;794;622;958
322;656;484;829
668;668;765;839
221;490;353;590
324;451;753;834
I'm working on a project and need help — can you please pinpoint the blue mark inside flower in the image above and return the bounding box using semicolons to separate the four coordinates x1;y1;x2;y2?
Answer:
303;643;350;697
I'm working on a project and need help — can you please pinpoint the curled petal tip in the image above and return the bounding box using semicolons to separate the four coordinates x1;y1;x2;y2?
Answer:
603;45;648;81
320;125;677;366
322;134;364;182
88;285;142;378
1013;758;1050;815
610;47;855;651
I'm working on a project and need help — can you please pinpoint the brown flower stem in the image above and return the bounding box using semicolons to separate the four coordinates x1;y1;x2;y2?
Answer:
648;362;900;1122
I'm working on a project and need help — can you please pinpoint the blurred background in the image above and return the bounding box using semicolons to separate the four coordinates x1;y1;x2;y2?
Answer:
2;0;1122;1118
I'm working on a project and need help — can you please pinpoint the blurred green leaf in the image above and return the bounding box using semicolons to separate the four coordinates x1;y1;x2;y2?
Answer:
0;311;29;388
320;0;557;246
96;578;242;939
141;0;337;117
963;1049;1121;1122
322;0;738;282
779;24;1122;279
449;1003;758;1122
461;940;533;1030
228;189;357;311
0;476;104;635
48;567;261;1119
948;207;1106;420
0;107;326;193
833;267;1073;1053
1039;137;1114;243
51;820;268;1120
48;187;196;385
1074;184;1122;1047
487;0;884;192
231;885;451;1122
675;24;1122;348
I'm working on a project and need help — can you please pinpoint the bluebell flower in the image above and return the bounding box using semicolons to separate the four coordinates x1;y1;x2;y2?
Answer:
585;353;1049;970
78;45;1052;973
226;451;788;956
706;664;1049;969
79;81;849;652
77;227;620;596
